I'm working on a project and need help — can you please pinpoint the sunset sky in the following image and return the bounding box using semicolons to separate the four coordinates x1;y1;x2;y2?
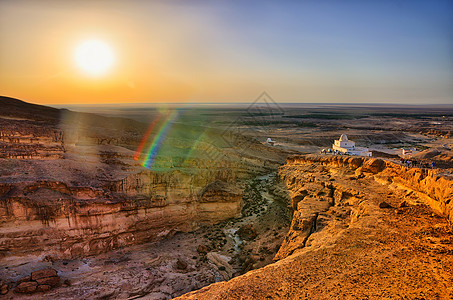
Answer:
1;0;452;104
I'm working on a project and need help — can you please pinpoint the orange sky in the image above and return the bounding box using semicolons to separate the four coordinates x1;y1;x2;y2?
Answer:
1;1;452;105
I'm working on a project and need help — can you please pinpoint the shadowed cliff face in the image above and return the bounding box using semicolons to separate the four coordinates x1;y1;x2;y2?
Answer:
175;155;453;300
0;173;243;258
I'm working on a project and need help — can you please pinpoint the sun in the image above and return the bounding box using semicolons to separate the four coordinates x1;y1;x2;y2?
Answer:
74;39;115;77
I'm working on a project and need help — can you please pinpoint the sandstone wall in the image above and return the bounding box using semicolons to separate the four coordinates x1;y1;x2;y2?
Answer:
286;155;453;224
0;171;243;259
0;121;65;160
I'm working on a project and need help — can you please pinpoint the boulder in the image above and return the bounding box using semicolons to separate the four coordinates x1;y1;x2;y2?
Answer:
36;276;60;287
197;244;208;254
16;276;31;285
14;268;60;294
15;281;37;294
36;285;51;292
31;268;57;280
237;224;257;241
1;284;8;295
175;258;188;270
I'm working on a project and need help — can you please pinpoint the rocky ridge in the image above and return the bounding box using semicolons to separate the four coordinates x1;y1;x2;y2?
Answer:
285;155;453;224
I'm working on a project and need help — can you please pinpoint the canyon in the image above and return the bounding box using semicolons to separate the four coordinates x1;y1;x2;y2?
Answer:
0;96;452;299
176;154;453;300
0;96;293;298
0;96;289;261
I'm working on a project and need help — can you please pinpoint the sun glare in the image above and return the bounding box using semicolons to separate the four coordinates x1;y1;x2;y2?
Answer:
74;39;115;77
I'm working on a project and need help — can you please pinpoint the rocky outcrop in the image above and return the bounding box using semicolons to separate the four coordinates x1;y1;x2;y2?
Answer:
0;119;65;159
376;164;453;222
286;155;453;224
14;268;60;294
175;154;453;300
0;173;243;258
274;158;365;260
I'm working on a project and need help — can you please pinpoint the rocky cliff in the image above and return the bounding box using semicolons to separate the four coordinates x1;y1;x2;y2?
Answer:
0;162;248;258
275;154;452;260
176;154;453;299
285;155;453;225
0;97;290;260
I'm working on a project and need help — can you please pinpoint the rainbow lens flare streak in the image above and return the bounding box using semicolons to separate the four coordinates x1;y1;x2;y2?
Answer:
142;110;180;169
133;116;161;161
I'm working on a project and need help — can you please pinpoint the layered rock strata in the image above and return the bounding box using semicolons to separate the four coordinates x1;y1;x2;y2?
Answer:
0;173;242;258
0;96;290;261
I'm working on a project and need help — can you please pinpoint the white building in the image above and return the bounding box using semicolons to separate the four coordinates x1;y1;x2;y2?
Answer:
266;137;275;146
400;148;419;157
332;134;372;157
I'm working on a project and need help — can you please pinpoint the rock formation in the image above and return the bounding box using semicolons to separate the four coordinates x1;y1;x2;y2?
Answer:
175;154;453;299
285;155;453;224
0;96;288;260
14;268;60;294
2;96;452;299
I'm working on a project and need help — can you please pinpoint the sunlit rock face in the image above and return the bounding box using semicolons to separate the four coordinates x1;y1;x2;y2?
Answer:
0;119;64;159
284;155;453;225
275;154;452;261
175;154;453;300
0;174;243;258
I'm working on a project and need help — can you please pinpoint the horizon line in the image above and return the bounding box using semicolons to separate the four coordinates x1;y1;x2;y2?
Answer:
2;95;453;107
51;102;453;107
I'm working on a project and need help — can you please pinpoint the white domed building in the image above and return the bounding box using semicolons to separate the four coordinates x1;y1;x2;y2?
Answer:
332;134;372;156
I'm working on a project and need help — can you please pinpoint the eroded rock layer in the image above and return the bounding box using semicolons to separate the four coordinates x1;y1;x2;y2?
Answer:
0;171;244;258
176;154;453;300
286;155;453;225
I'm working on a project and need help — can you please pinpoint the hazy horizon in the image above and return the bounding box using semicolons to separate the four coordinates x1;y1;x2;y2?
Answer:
1;0;452;105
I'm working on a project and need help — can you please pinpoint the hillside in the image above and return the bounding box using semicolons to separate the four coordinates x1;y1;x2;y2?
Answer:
0;96;61;122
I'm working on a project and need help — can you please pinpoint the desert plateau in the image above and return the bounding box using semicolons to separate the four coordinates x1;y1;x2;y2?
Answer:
0;96;452;299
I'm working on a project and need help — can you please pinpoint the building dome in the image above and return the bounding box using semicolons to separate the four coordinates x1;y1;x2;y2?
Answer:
339;134;348;141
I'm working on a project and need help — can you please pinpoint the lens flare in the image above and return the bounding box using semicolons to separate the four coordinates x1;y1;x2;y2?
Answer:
142;110;180;169
133;116;162;161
